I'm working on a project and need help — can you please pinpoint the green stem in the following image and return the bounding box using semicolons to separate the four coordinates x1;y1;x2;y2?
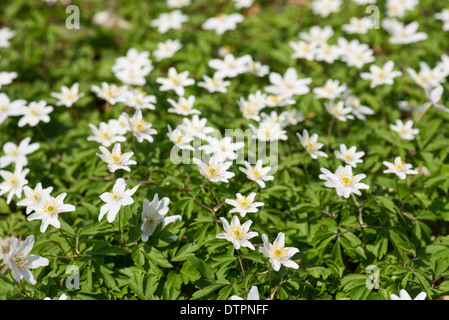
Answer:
118;210;125;247
58;228;79;256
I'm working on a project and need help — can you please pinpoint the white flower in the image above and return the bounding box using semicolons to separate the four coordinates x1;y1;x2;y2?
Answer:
156;67;194;96
383;157;418;180
0;27;15;48
178;115;214;140
246;57;270;77
91;82;126;105
265;67;312;98
198;136;244;162
140;193;181;242
249;122;287;142
16;183;53;215
239;160;274;188
151;10;188;34
325;100;354;122
296;129;328;159
360;61;402;88
122;89;157;111
197;74;231;93
435;8;449;31
337;38;375;69
0;71;17;89
129;110;158;143
99;178;139;223
391;289;426;300
407;61;446;89
385;20;428;44
289;40;317;61
319;165;369;198
231;286;261;300
311;0;342;17
342;17;371;34
0;137;40;169
167;125;194;150
112;48;152;73
216;216;258;250
45;293;68;300
2;235;49;285
259;232;299;271
88;121;126;147
299;25;334;45
264;94;295;108
167;0;191;8
225;192;264;217
18;101;53;127
314;44;341;64
167;95;200;116
153;39;182;61
233;0;254;9
334;144;364;168
390;119;419;141
0;165;29;204
208;54;251;79
237;97;263;121
96;143;136;173
202;13;244;35
280;109;305;126
344;93;374;121
424;85;449;114
27;193;76;233
50;83;84;108
193;156;235;183
0;93;26;124
313;79;347;100
114;65;152;86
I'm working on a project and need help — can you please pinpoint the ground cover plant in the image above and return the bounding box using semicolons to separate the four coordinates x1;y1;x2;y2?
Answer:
0;0;449;301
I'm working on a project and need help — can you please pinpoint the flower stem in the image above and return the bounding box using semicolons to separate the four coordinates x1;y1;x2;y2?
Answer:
118;210;125;247
58;228;79;256
236;250;247;293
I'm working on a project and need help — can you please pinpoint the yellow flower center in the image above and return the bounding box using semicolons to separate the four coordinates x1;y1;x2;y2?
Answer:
270;245;288;259
230;225;246;240
205;165;221;178
14;253;29;269
109;153;123;164
237;196;251;209
133;120;147;132
395;161;406;171
338;172;355;186
42;199;60;215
